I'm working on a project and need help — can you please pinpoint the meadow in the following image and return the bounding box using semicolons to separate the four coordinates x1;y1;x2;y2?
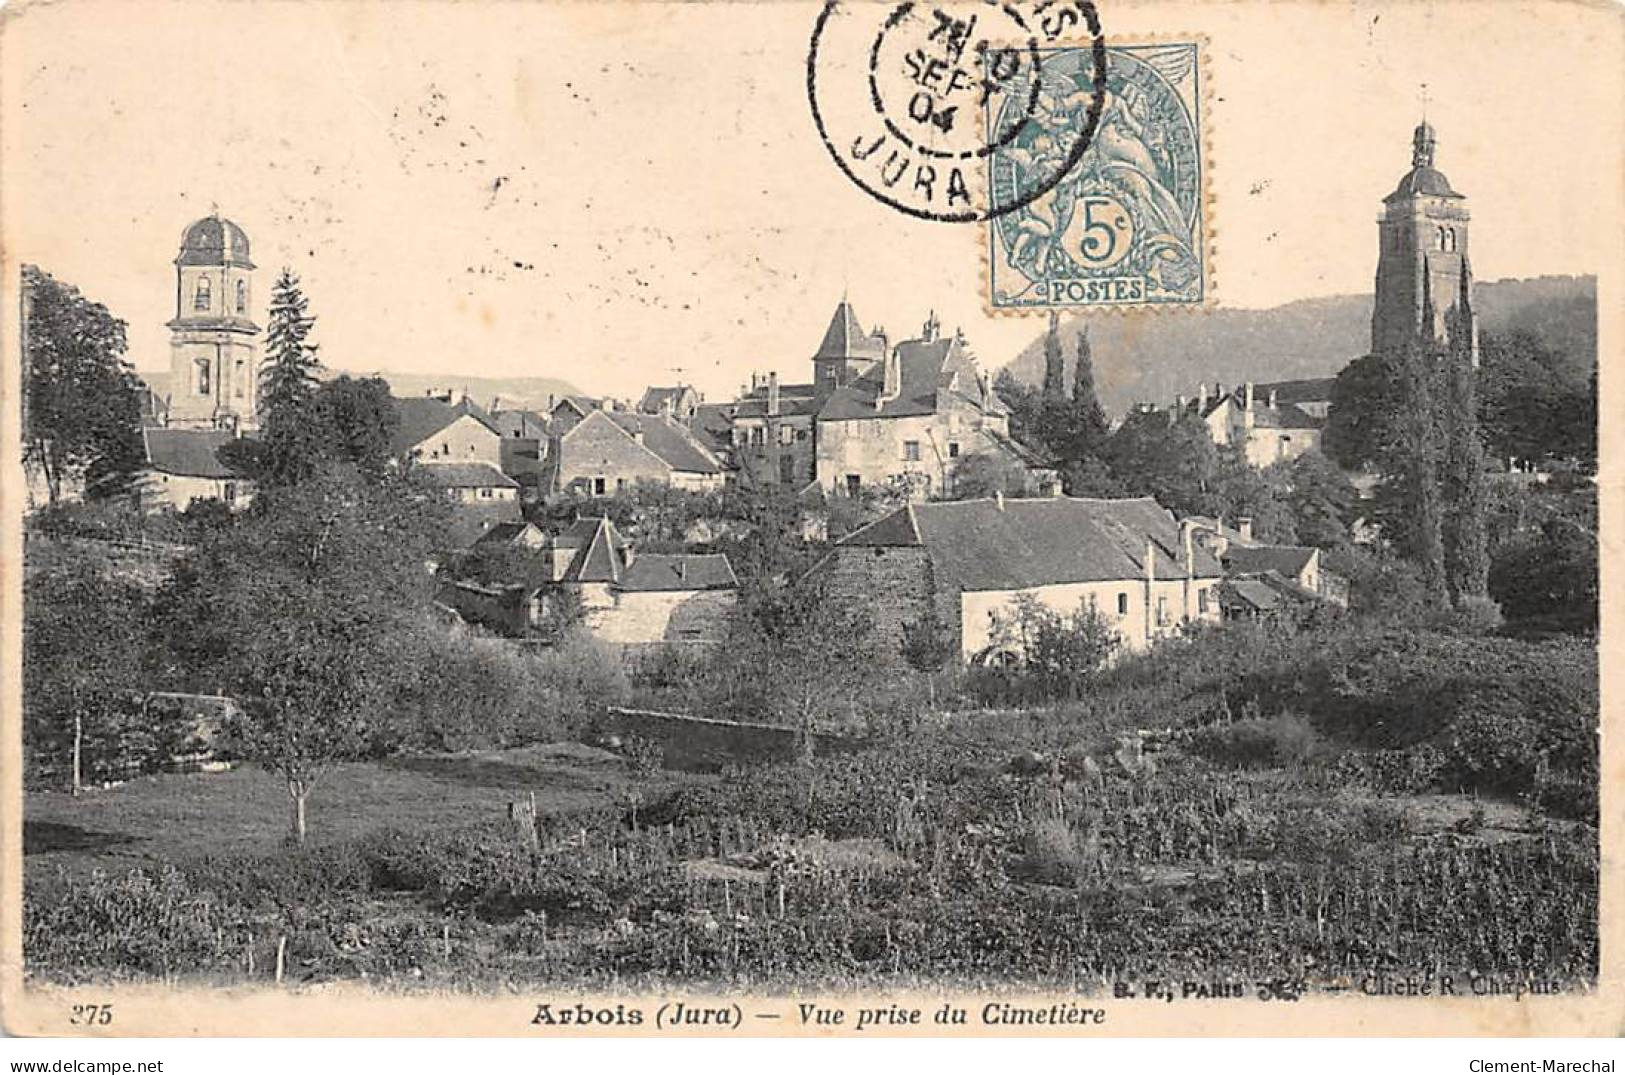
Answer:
23;618;1599;994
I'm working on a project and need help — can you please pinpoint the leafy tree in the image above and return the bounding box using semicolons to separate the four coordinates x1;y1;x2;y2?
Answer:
1267;450;1358;550
154;464;446;842
1060;453;1124;498
899;606;955;710
1208;446;1296;543
21;265;143;506
1100;409;1219;517
309;375;399;478
1488;516;1597;636
1478;328;1596;470
994;367;1042;447
1323;351;1405;471
1395;337;1449;606
23;557;149;791
948;451;1030;499
988;593;1120;700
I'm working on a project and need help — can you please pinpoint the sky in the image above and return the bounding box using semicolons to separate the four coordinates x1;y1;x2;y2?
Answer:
2;0;1621;401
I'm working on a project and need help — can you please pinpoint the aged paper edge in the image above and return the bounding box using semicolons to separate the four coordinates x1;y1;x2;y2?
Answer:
0;0;1619;1040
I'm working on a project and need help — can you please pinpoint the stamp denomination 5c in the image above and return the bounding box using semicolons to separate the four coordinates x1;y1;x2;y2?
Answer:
985;41;1209;312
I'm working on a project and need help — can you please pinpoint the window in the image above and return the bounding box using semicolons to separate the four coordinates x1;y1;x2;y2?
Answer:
235;279;247;313
845;475;861;496
193;276;211;311
222;481;237;506
480;487;493;499
1198;588;1210;614
1116;592;1128;617
780;425;795;446
948;441;960;458
195;357;211;395
903;440;921;462
616;478;627;493
235;360;245;398
593;477;607;496
1156;596;1169;626
779;454;796;485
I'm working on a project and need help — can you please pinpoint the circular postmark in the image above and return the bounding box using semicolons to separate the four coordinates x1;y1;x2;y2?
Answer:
807;0;1107;223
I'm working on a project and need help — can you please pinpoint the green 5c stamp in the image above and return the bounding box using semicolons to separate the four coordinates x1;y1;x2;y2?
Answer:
985;41;1208;311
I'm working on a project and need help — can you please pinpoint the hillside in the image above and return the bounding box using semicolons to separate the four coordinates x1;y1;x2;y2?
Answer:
134;368;583;414
1000;275;1597;414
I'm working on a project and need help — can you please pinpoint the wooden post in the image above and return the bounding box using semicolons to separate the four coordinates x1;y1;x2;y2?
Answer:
71;708;83;796
274;935;287;984
508;795;540;852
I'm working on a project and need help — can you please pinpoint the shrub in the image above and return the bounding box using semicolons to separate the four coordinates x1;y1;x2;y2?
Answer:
1187;712;1321;769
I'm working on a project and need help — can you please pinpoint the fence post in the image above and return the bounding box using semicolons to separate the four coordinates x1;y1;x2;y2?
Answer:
274;935;287;984
508;795;540;852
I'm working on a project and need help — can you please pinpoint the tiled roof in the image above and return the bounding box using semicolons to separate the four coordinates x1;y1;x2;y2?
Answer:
445;502;524;550
838;495;1224;590
817;335;1004;422
1252;378;1334;404
1216;577;1287;612
600;411;724;474
176;215;254;268
1224;544;1316;579
416;461;518;488
562;517;623;584
688;402;737;453
732;383;823;419
490;408;549;439
142;428;246;479
475;520;542;546
620;553;738;592
1250;400;1324;430
391;395;501;456
814;300;886;361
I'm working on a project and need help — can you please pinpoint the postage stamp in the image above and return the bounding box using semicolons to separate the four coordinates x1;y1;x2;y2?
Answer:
984;41;1209;312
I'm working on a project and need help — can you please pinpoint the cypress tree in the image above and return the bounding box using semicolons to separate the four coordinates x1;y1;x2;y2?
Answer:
1040;310;1065;401
1398;332;1449;607
1070;327;1109;452
1441;266;1490;604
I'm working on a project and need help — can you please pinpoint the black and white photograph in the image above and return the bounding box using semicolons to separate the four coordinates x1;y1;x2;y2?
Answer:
1;0;1619;1047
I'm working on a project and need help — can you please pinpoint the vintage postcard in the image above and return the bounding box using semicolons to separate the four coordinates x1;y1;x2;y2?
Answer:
1;0;1620;1044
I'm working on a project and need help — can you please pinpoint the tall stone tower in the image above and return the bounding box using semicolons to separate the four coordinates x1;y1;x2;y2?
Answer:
166;214;259;430
812;298;886;391
1371;121;1477;364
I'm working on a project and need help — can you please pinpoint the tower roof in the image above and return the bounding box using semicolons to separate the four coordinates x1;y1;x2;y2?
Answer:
176;214;255;268
1385;121;1461;201
814;299;885;361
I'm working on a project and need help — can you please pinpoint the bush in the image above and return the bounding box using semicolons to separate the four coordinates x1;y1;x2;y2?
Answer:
1424;595;1504;636
1187;712;1321;769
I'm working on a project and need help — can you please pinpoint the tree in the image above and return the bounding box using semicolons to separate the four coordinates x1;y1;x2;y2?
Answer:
988;593;1120;701
1395;336;1449;606
155;464;446;843
1268;450;1358;550
900;606;955;711
1066;328;1109;452
948;451;1030;499
1100;409;1219;517
309;375;400;478
1208;446;1296;543
1040;311;1065;401
1440;287;1490;604
1323;351;1405;471
1489;516;1597;635
23;558;148;792
994;367;1042;447
21;266;143;506
253;269;325;486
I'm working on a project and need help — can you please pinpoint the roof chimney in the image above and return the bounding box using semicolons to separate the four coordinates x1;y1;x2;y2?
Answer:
1237;516;1253;543
1181;519;1196;578
1244;382;1255;410
1268;388;1279;409
1176;393;1187;412
995;490;1005;511
767;371;780;417
1198;382;1209;409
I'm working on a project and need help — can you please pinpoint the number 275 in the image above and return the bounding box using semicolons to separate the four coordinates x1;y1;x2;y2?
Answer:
70;1003;113;1026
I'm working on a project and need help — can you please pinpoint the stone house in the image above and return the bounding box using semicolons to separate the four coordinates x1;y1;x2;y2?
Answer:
553;407;726;495
451;517;737;644
813;311;1055;499
639;385;701;422
1187;515;1350;609
1171;381;1325;468
136;427;254;512
815;494;1224;665
728;371;821;489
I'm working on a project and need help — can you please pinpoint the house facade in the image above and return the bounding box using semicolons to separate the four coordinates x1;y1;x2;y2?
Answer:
136;428;254;512
1172;381;1326;468
553;408;726;495
817;495;1224;665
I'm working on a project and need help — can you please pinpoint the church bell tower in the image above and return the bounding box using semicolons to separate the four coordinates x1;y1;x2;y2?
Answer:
1371;121;1477;364
166;214;259;430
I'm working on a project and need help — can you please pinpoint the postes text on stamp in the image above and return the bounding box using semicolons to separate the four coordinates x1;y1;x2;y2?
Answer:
985;41;1207;311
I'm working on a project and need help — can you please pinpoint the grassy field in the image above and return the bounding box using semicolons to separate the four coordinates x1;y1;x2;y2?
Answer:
24;743;694;871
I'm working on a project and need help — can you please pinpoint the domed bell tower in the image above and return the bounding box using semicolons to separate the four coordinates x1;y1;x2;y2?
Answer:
166;214;259;430
1371;121;1477;364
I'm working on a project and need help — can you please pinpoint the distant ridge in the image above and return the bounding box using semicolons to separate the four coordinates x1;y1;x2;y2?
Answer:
135;368;584;415
1001;275;1596;416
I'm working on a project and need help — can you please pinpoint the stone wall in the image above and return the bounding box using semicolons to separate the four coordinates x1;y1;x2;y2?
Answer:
814;544;952;663
596;706;867;773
